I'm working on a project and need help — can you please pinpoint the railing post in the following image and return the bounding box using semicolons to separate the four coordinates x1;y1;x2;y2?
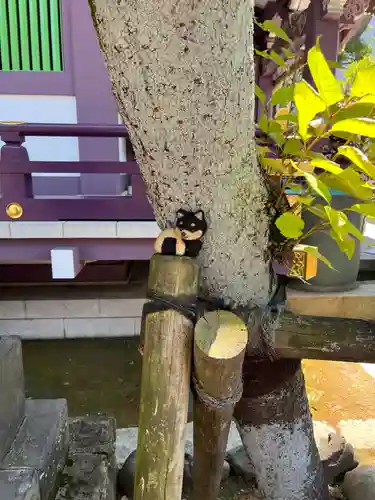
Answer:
0;132;32;219
0;131;29;164
130;175;154;219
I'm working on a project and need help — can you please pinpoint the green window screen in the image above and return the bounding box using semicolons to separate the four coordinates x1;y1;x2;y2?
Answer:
0;0;63;71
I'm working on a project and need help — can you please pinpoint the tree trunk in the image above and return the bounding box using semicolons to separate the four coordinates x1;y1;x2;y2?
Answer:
90;1;328;498
90;0;269;306
234;358;329;500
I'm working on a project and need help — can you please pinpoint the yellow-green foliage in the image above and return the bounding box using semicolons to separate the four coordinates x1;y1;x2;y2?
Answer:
256;21;375;265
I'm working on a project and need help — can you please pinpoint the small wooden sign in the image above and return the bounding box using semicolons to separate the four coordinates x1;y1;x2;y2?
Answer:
288;244;318;280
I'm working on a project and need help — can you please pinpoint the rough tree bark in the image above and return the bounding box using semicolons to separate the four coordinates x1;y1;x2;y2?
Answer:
90;1;328;499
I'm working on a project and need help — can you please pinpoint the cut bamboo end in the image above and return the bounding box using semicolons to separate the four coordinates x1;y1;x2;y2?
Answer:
195;310;248;359
288;244;318;280
148;254;200;298
192;310;248;500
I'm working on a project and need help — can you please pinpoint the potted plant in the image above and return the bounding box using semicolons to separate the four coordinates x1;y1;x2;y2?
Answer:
255;22;375;292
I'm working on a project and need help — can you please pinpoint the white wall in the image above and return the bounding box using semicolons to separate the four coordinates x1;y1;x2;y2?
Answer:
0;95;126;162
0;95;126;194
0;95;79;165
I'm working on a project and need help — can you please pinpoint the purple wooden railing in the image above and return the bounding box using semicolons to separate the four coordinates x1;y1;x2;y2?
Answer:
0;123;154;221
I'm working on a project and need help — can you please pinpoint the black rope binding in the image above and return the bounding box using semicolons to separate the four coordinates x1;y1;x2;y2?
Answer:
191;371;244;410
144;290;198;323
141;290;245;409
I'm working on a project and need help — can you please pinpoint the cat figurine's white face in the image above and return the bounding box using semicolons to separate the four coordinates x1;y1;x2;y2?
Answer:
176;209;207;241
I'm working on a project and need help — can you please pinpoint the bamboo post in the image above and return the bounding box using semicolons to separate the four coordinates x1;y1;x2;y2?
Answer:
134;254;199;500
192;310;248;500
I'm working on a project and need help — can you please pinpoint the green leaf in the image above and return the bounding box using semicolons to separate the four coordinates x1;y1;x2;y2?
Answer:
255;84;266;105
274;113;298;123
287;183;306;192
257;20;292;44
255;145;271;155
255;49;272;60
325;206;364;242
256;49;286;67
292;162;331;203
308;155;343;175
283;138;304;155
367;143;375;162
303;245;334;270
328;230;355;259
330;131;355;142
337;145;375;178
358;95;375;104
268;120;285;147
331;118;375;138
281;47;296;59
305;204;329;219
345;56;375;86
258;114;269;134
275;212;305;238
331;102;375;124
260;157;289;174
344;218;365;241
298;196;315;206
324;206;359;258
269;50;286;67
307;40;344;106
319;168;373;200
325;206;347;232
327;60;343;70
294;81;327;140
349;203;375;220
268;120;283;134
271;85;294;106
350;63;375;99
305;172;332;203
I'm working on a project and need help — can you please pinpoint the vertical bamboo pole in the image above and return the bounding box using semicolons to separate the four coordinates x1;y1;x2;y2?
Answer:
134;254;199;500
192;310;248;500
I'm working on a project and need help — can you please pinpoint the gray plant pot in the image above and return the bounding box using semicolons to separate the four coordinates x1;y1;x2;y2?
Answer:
289;194;364;293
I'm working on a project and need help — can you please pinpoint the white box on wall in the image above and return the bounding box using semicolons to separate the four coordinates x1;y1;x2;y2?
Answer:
51;247;82;279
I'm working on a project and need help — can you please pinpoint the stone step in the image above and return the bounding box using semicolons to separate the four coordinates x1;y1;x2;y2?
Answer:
0;337;25;462
1;399;69;500
0;468;40;500
56;417;117;500
56;453;116;500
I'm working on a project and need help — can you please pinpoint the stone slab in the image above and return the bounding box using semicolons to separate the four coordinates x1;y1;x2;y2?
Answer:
287;282;375;321
343;465;375;500
55;452;116;500
0;337;25;462
0;468;40;500
69;416;116;456
55;417;117;500
1;399;69;500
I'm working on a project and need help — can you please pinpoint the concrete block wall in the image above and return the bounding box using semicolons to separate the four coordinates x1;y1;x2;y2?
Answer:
0;297;145;339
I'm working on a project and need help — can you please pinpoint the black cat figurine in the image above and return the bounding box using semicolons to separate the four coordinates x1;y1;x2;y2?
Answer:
154;209;207;258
